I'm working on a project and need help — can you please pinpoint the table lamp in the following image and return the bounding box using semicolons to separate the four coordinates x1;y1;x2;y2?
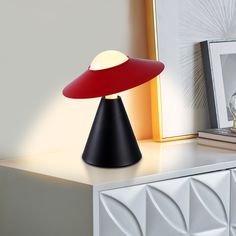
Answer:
63;50;164;168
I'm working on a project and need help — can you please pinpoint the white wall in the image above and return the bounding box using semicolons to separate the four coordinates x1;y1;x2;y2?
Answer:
0;0;151;158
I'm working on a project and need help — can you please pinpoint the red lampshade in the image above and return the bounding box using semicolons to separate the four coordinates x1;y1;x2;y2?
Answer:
63;53;164;99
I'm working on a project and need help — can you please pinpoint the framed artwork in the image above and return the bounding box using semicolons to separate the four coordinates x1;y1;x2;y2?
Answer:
146;0;236;141
201;40;236;129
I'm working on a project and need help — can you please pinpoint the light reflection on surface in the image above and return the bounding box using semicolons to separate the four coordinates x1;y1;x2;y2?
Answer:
0;139;236;187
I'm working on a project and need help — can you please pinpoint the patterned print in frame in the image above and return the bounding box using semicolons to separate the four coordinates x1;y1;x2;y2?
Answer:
146;0;236;141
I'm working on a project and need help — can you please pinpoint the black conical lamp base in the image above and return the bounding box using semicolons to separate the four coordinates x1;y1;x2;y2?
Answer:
82;96;142;168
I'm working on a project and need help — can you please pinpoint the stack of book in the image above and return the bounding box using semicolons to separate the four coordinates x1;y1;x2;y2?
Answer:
198;128;236;151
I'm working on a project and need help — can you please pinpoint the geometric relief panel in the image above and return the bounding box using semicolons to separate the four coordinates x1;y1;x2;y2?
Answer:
190;171;230;236
99;184;146;236
230;170;236;236
99;171;230;236
146;177;189;236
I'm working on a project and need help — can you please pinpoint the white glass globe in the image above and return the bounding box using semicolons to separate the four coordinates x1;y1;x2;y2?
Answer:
90;50;128;71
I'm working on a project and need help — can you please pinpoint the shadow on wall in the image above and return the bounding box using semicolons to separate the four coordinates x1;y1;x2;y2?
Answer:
0;0;151;159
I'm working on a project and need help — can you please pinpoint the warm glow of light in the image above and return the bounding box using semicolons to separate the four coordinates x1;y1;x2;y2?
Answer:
90;50;128;71
105;94;118;99
17;87;151;158
16;51;151;156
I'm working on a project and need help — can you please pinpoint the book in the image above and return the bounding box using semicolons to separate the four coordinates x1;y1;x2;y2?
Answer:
198;138;236;151
198;128;236;143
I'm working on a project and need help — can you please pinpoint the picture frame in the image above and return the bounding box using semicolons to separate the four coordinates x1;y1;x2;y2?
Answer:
146;0;236;141
201;40;236;129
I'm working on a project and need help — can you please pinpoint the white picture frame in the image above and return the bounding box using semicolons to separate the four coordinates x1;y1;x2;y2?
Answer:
201;40;236;129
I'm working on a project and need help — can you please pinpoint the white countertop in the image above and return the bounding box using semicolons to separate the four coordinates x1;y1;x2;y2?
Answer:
1;139;236;190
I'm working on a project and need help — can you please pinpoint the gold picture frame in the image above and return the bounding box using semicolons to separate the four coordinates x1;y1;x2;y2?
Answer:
146;0;197;142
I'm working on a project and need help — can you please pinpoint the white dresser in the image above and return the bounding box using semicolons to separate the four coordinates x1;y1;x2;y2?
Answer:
1;139;236;236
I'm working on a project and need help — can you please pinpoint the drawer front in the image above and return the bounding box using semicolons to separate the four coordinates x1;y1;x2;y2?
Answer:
99;170;230;236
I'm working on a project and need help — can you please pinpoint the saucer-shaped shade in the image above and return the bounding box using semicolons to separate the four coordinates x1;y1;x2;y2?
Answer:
63;57;164;99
